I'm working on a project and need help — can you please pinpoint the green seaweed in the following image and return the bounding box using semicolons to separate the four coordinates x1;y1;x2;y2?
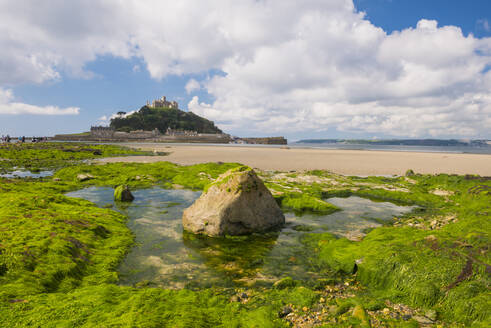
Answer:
0;142;150;174
0;144;490;327
279;193;339;215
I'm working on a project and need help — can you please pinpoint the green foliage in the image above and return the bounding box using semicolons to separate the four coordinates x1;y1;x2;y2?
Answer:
110;105;222;134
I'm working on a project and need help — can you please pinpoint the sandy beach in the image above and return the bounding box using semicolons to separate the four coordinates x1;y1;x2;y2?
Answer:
97;144;491;176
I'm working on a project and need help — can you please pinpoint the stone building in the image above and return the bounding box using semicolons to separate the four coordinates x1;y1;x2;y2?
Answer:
165;127;198;136
146;96;178;109
90;126;114;138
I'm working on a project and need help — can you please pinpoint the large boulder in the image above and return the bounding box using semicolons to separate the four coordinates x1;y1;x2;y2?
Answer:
182;167;285;236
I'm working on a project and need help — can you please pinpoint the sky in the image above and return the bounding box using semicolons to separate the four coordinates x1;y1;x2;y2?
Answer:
0;0;490;140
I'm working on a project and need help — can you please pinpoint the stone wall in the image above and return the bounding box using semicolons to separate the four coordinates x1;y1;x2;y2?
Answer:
238;137;287;145
90;126;114;138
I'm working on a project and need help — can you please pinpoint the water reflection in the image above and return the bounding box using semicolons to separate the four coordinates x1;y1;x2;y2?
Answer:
285;196;415;241
66;187;414;289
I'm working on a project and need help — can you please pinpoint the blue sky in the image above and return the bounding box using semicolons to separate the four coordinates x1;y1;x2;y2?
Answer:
1;0;490;140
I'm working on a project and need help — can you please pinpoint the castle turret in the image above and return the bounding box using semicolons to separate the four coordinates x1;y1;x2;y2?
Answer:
149;96;178;109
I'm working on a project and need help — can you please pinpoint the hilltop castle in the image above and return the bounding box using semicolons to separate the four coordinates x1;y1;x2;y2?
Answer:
146;96;178;109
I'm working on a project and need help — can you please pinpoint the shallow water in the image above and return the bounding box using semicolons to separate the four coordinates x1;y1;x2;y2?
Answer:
0;169;53;178
66;187;414;289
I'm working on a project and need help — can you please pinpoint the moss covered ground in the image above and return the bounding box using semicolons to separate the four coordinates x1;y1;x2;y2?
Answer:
0;142;150;173
0;143;489;327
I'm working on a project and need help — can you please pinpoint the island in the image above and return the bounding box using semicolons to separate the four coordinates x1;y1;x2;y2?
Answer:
53;96;287;145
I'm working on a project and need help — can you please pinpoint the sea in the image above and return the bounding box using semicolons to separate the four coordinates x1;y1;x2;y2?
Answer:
290;142;491;154
4;139;491;155
134;141;491;155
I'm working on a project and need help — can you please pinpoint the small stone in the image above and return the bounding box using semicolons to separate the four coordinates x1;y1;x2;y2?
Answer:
425;235;437;242
352;305;369;325
425;309;437;321
76;173;94;182
405;169;415;177
278;306;293;318
114;185;134;202
413;315;434;325
328;305;338;314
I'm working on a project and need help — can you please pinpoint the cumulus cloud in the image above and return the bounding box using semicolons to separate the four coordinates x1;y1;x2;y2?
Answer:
1;0;491;137
185;79;201;94
0;88;79;115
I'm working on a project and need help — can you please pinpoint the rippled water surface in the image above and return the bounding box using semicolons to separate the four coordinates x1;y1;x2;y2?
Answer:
66;187;414;288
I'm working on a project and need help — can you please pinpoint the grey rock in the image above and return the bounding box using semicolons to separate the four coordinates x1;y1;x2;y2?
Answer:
182;167;285;236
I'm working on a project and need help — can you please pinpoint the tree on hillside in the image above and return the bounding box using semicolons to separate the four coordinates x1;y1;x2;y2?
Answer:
109;106;222;134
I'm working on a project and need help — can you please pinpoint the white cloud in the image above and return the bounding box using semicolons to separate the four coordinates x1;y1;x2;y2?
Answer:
477;19;490;32
185;79;201;94
0;88;79;115
1;1;491;137
96;115;109;126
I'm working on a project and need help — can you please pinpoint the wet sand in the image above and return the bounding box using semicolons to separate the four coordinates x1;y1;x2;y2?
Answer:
99;144;491;176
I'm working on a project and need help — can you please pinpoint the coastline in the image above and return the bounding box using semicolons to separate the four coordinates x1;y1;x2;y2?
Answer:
98;143;491;176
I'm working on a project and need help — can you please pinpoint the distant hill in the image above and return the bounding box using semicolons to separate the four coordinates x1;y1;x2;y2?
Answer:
295;139;490;147
110;106;223;134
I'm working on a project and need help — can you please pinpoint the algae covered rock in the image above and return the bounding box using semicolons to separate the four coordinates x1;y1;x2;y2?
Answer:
182;166;285;236
77;173;94;182
352;305;371;327
273;277;296;289
114;185;134;202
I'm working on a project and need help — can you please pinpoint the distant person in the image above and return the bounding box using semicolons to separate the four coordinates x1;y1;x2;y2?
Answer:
21;136;25;143
6;135;10;143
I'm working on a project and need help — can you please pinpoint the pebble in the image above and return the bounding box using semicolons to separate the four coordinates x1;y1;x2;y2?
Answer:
413;315;434;325
278;306;293;318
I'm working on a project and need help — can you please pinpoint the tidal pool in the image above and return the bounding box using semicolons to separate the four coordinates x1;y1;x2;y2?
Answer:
66;187;415;289
0;169;53;178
